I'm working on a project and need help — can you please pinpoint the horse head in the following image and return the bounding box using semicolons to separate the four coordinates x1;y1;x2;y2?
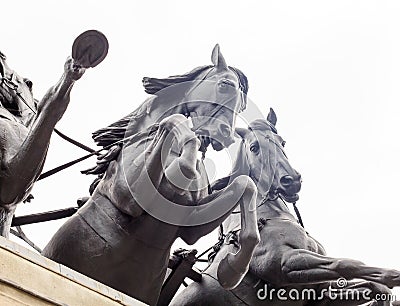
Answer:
235;108;302;203
186;44;248;151
142;44;248;152
0;51;36;126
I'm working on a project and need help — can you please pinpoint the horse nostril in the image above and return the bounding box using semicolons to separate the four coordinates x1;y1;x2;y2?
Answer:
219;124;231;138
280;175;294;187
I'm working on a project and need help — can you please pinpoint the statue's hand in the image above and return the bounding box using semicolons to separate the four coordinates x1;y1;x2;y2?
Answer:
37;57;85;120
64;57;86;81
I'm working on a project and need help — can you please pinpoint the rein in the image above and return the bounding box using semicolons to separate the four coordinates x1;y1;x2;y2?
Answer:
292;202;305;228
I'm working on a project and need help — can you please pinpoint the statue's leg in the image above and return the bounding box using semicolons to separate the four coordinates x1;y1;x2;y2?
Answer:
281;249;400;289
179;175;260;290
310;280;393;306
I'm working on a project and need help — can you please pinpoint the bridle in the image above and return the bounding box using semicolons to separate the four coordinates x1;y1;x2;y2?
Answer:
202;133;306;266
230;128;305;228
183;67;246;156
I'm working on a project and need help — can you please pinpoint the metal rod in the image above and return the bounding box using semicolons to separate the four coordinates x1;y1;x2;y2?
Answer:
11;207;78;226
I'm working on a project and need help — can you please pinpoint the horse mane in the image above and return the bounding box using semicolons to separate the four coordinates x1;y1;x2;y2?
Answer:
228;65;249;112
142;65;213;95
249;119;277;134
92;97;155;147
82;122;160;194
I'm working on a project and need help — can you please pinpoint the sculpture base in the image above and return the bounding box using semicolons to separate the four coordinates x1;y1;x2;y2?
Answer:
0;236;146;305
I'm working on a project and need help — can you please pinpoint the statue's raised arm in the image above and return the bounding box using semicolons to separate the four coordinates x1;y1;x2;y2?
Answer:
0;29;108;238
0;54;85;237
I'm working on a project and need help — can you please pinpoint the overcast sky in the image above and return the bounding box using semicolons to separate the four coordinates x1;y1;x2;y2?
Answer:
3;0;400;296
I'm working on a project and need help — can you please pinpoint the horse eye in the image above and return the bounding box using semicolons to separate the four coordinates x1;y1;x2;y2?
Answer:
24;78;33;91
250;142;259;154
282;140;286;147
218;79;235;92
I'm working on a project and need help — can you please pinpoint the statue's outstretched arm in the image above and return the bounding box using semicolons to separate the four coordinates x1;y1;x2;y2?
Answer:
0;57;85;206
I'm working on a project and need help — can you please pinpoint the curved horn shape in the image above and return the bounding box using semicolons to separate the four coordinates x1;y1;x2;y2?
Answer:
211;44;228;71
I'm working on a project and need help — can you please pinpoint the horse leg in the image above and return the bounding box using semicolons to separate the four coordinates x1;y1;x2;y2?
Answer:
179;175;260;290
122;114;198;205
310;280;393;306
281;249;400;289
216;180;260;290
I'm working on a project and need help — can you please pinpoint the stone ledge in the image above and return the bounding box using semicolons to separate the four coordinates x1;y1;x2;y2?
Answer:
0;236;147;305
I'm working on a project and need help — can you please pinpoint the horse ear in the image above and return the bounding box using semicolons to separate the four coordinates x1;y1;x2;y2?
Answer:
267;108;277;127
235;127;248;139
211;44;228;71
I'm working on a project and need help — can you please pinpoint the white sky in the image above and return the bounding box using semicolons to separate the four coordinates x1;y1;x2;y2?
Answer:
3;0;400;298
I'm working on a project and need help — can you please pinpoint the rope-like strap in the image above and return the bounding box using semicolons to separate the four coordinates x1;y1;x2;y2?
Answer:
292;202;305;228
38;151;97;180
54;128;96;153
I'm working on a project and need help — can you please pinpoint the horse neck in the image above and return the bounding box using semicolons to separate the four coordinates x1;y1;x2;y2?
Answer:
257;197;293;218
126;96;187;137
222;192;295;235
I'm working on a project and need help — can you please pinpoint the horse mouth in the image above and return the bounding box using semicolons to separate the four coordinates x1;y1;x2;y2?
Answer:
269;187;300;203
198;136;211;153
280;192;299;203
210;139;224;151
198;136;224;152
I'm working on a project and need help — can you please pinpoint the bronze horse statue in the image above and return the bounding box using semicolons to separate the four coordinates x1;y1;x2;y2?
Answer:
43;45;265;305
0;52;86;237
172;109;400;306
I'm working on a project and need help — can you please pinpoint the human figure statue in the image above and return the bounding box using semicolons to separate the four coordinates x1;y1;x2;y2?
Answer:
0;52;85;237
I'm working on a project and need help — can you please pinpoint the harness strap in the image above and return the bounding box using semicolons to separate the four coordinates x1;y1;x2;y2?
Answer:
292;202;305;228
53;129;96;154
38;151;97;180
